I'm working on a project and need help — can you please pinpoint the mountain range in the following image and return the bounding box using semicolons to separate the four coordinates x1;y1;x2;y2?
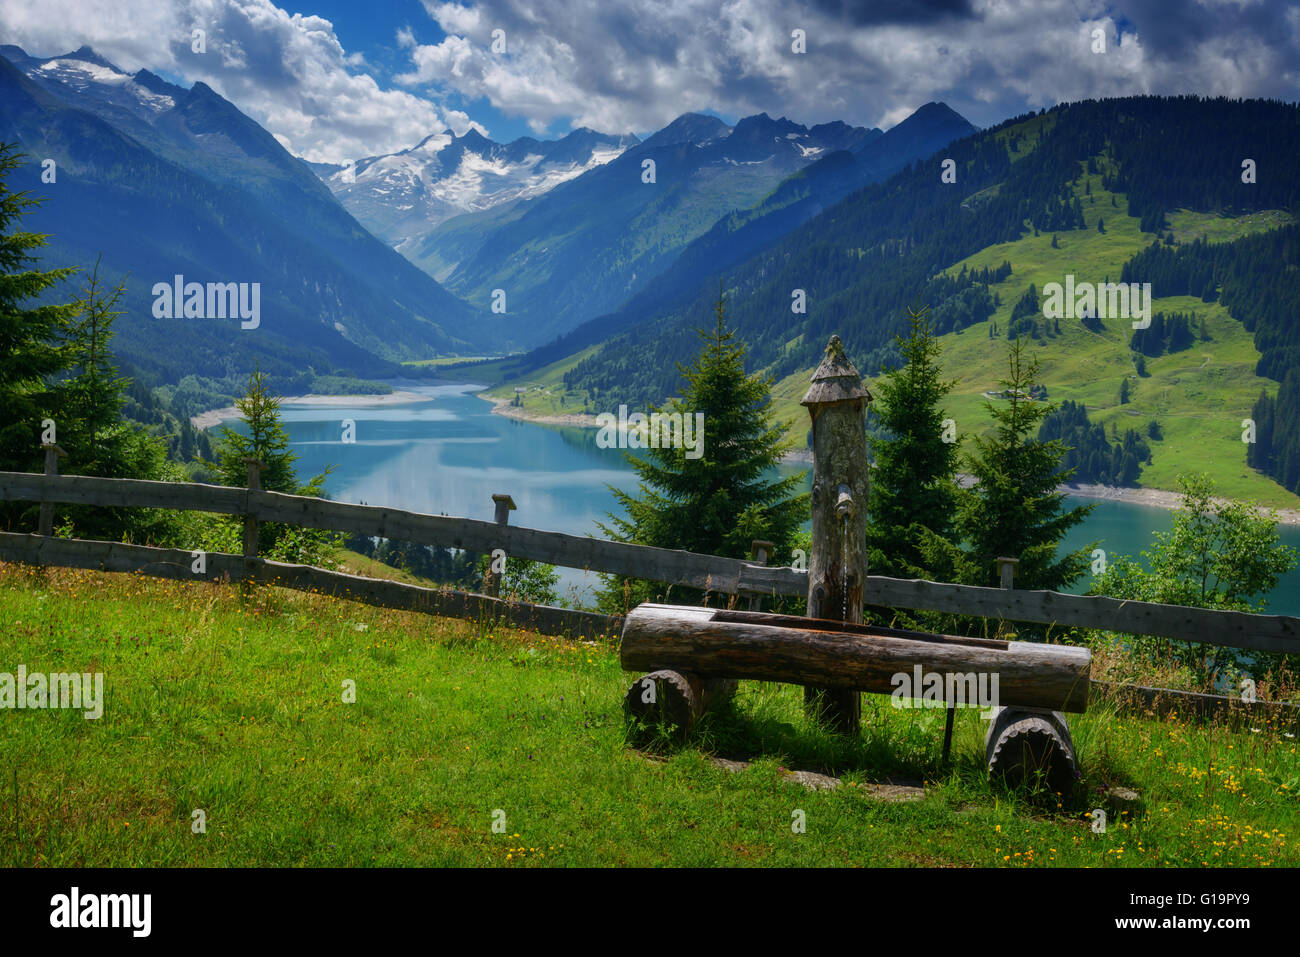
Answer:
322;108;978;346
325;126;641;261
0;43;484;393
3;42;1299;504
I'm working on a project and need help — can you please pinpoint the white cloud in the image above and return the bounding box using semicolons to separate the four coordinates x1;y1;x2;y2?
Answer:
0;0;481;162
396;0;1297;134
0;0;1293;161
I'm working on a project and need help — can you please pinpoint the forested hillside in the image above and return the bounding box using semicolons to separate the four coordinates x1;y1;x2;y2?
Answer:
547;96;1300;499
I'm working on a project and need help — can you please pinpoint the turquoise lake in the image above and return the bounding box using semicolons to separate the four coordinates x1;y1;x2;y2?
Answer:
242;381;1300;615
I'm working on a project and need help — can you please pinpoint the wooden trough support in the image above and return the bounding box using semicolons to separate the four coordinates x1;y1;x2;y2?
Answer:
620;604;1090;788
800;335;871;735
984;707;1079;796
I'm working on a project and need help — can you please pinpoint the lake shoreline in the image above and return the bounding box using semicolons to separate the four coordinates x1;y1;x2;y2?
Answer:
475;390;602;428
475;390;1300;526
197;387;1300;527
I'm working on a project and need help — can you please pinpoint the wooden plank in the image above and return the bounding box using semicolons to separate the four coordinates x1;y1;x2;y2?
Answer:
0;472;802;594
0;532;239;581
867;575;1300;655
248;487;798;596
5;471;1300;654
0;532;622;640
619;603;1091;712
0;472;246;515
246;559;620;639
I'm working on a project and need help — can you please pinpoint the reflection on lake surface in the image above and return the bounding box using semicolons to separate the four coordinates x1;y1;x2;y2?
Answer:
228;381;1300;616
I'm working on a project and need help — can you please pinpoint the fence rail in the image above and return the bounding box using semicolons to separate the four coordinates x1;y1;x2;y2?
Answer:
4;469;1299;655
0;532;623;639
5;465;1300;724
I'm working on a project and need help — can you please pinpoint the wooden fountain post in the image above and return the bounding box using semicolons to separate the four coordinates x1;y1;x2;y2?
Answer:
801;336;872;734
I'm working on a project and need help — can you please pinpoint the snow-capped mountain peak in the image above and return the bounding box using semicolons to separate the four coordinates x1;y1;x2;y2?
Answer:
323;126;640;249
7;45;181;118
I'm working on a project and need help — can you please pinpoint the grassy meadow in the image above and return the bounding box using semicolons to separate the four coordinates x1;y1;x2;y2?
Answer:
2;562;1297;867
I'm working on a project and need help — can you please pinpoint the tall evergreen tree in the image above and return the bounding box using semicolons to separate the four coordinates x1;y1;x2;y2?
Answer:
0;143;77;478
59;258;166;478
214;369;334;561
957;335;1093;591
597;290;807;613
55;260;174;541
865;304;961;578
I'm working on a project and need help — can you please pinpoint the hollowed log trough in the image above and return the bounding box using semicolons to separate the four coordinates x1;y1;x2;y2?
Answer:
620;604;1090;789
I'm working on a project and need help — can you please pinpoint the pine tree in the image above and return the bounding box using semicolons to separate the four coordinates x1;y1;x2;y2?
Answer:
55;259;173;541
214;369;334;561
956;335;1093;592
179;420;197;461
0;143;78;476
59;257;157;478
865;304;961;578
597;289;807;612
1120;376;1131;404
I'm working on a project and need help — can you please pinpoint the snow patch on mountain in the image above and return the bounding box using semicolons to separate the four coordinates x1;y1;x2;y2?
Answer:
323;129;639;247
29;55;176;115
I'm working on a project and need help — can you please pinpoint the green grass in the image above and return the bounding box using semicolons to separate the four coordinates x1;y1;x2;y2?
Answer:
402;356;504;368
3;563;1297;867
477;344;606;419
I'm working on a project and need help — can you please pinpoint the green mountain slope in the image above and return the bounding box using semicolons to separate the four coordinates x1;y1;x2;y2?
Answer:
535;96;1300;504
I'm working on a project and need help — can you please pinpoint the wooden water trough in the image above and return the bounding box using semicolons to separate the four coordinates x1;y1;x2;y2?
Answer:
619;335;1091;795
620;604;1091;793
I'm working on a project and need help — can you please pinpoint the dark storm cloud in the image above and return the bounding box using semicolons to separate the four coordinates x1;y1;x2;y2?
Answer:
806;0;978;26
1115;0;1297;61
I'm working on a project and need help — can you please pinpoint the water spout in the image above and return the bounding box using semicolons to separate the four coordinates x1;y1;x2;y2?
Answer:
834;484;854;520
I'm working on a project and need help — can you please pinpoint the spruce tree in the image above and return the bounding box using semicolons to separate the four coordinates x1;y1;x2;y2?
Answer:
957;335;1093;591
215;369;334;560
0;143;78;476
56;260;173;541
865;304;961;578
59;257;164;477
597;290;807;612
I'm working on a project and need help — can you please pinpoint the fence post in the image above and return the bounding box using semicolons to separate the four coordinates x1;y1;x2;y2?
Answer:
485;493;516;598
747;539;774;611
984;554;1080;794
943;556;1018;762
38;443;67;536
242;458;262;580
997;556;1019;592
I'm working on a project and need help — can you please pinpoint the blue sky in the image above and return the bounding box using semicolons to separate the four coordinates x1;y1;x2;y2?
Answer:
279;0;546;141
1;0;1296;164
280;0;537;143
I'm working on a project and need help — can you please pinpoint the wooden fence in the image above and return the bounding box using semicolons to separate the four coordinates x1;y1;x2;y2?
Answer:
2;464;1299;726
